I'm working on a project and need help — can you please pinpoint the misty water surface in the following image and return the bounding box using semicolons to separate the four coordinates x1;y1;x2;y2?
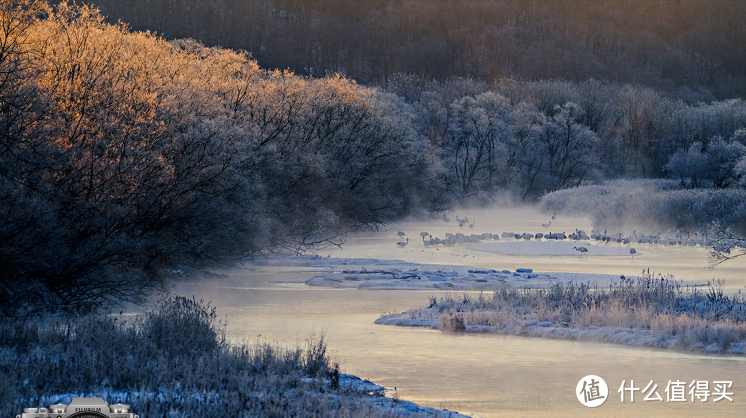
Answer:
174;206;745;417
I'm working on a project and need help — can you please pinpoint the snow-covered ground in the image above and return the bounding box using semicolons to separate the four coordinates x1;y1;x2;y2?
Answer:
260;255;704;290
26;376;470;418
375;312;746;355
306;268;630;290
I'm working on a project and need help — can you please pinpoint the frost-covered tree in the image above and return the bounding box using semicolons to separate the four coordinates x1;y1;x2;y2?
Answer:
726;129;746;188
0;1;433;315
616;85;674;176
664;136;746;189
446;93;512;197
664;142;710;188
503;103;549;199
540;102;599;191
706;138;746;188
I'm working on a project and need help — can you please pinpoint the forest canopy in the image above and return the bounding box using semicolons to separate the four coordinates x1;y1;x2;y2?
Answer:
0;0;432;314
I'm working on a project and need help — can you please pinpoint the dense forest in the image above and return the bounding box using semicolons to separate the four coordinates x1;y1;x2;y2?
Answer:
80;0;746;100
1;1;746;315
0;1;433;314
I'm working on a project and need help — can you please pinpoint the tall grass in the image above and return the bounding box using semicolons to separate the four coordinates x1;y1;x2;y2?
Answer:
0;296;409;417
421;270;746;353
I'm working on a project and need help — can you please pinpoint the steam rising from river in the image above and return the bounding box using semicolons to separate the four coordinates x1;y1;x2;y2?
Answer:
323;205;745;290
172;204;745;417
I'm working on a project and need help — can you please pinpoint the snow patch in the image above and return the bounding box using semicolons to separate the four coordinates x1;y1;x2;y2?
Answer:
256;255;703;291
305;266;640;290
21;377;469;417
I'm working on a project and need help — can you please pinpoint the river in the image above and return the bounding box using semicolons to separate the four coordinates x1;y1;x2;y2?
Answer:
174;206;745;417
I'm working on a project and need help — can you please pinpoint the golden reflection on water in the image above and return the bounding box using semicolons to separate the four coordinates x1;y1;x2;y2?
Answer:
175;206;745;417
177;269;743;418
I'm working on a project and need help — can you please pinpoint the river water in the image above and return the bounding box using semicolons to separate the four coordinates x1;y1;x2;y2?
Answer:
174;206;745;417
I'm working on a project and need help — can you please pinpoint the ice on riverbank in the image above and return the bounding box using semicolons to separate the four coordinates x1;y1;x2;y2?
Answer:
259;255;705;290
375;311;674;347
305;268;632;290
375;312;746;355
369;397;470;418
20;375;470;418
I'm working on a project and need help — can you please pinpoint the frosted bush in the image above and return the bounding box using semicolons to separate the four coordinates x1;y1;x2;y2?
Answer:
540;179;746;234
418;272;746;353
0;298;422;417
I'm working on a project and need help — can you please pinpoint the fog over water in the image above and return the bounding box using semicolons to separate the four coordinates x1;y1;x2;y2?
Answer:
175;206;745;417
324;206;746;290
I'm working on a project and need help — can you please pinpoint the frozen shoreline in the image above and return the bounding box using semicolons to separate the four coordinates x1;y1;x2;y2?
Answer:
374;312;746;355
25;376;470;418
258;255;706;290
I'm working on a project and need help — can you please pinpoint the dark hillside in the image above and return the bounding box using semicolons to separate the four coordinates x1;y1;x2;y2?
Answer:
81;0;746;99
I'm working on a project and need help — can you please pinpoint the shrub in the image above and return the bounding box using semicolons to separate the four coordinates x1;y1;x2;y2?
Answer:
0;297;405;417
138;296;226;356
421;270;746;353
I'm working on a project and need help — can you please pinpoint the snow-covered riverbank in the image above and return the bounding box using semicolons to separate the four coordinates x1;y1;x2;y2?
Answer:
374;311;746;355
24;375;470;418
258;255;705;290
2;295;471;418
305;268;628;290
